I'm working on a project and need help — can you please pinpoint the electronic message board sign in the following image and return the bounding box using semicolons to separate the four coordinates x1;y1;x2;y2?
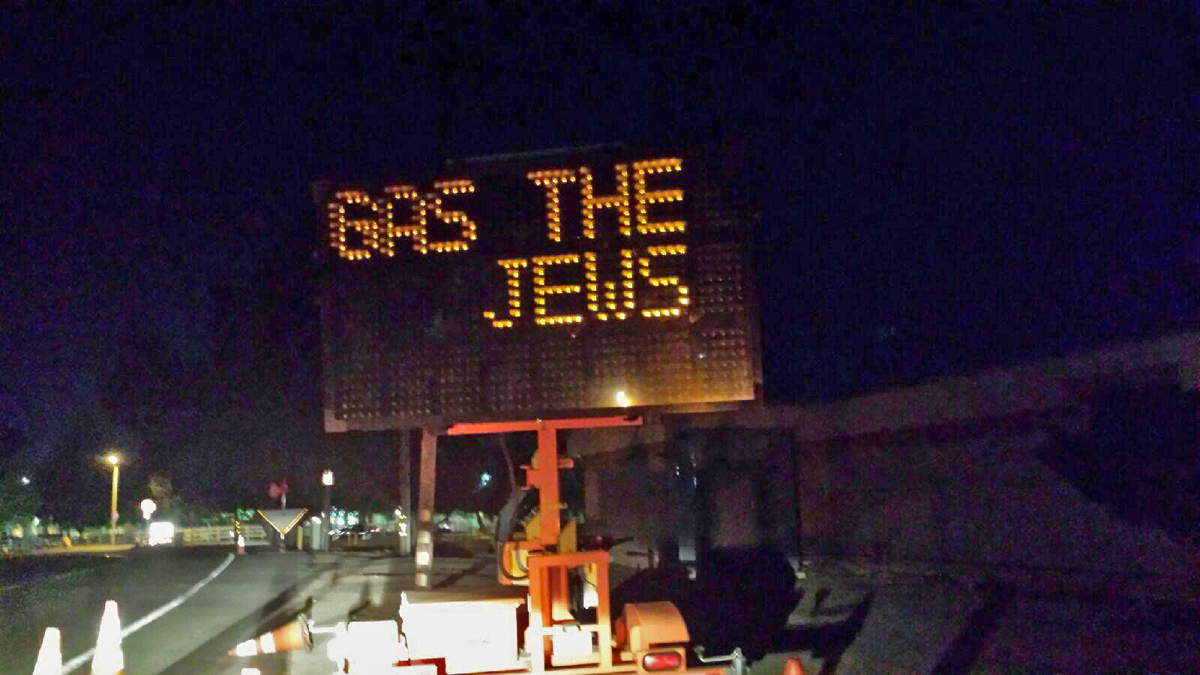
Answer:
316;144;760;431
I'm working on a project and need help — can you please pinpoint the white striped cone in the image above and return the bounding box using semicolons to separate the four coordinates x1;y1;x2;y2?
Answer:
32;627;62;675
90;600;124;674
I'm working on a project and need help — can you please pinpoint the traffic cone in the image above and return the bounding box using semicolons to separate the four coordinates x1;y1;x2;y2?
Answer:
237;534;246;555
91;600;124;674
32;627;62;675
229;613;312;656
782;656;805;675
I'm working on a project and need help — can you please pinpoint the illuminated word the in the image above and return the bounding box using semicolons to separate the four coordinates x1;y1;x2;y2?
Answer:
527;159;683;241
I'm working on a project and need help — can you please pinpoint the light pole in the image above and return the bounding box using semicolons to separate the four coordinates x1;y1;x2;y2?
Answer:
321;470;333;551
106;453;121;546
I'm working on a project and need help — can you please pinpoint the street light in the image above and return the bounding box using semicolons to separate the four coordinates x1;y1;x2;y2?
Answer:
321;470;333;552
105;453;121;546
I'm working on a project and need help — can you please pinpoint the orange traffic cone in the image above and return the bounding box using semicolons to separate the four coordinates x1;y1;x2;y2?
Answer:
32;627;62;675
782;656;805;675
229;614;312;656
91;600;124;674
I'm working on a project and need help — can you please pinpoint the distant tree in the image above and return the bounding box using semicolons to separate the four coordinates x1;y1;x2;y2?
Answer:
0;423;38;527
148;472;175;512
0;473;40;531
437;436;510;515
496;435;518;493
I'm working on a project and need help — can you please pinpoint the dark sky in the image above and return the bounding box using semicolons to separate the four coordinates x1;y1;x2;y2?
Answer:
1;2;1198;515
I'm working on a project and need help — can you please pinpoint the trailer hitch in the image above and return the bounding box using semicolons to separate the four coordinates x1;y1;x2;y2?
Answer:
694;646;749;675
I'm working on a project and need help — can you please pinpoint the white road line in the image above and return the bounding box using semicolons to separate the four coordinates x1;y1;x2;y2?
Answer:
62;553;236;673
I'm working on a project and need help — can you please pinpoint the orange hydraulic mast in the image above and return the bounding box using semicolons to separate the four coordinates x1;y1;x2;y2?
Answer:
446;416;643;551
446;416;643;673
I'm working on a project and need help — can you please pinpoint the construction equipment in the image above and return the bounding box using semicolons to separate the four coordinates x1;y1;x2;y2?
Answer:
354;416;736;675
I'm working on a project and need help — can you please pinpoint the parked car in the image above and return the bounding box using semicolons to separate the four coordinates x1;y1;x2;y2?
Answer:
330;523;381;540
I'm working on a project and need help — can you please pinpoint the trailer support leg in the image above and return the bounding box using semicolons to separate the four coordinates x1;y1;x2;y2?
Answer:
397;429;413;556
415;428;438;589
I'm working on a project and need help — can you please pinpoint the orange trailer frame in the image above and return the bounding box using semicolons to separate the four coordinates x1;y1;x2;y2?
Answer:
446;417;641;674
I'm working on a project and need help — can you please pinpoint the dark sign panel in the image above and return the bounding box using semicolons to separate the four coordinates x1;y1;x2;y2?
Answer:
316;144;760;431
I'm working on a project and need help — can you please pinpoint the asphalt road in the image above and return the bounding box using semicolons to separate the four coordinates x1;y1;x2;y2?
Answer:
0;547;339;674
5;546;1196;674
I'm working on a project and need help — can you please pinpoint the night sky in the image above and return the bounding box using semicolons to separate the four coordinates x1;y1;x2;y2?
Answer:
1;2;1197;521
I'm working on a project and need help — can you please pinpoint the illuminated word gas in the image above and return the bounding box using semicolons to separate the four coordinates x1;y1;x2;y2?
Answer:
327;180;477;260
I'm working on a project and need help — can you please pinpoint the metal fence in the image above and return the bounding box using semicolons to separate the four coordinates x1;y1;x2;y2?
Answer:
180;524;269;547
2;524;271;555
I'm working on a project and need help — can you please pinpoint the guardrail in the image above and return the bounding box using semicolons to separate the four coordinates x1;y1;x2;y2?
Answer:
181;524;269;547
2;524;272;556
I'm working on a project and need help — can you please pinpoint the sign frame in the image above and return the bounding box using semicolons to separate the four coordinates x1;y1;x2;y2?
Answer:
315;142;762;432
